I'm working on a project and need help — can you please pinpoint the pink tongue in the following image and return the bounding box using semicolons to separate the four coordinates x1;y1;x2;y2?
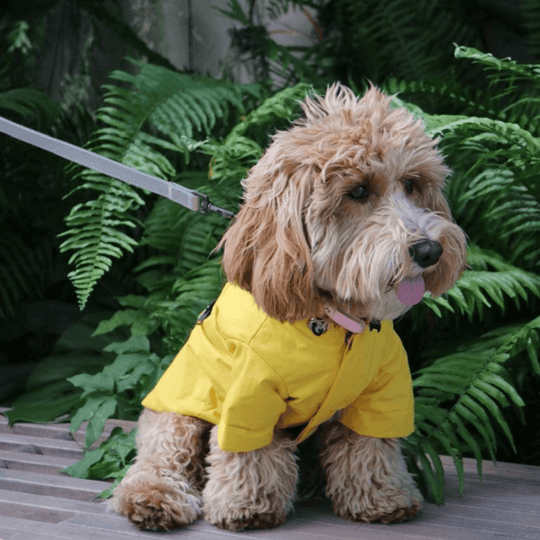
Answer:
397;276;425;306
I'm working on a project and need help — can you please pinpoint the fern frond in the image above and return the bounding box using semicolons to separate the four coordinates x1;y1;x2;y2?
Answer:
205;83;311;186
453;46;540;131
423;245;540;321
496;316;540;376
423;111;540;270
386;78;484;117
60;64;249;309
428;115;540;153
407;337;525;504
0;88;61;126
231;82;311;138
390;47;540;132
454;45;540;88
91;83;312;351
464;170;540;267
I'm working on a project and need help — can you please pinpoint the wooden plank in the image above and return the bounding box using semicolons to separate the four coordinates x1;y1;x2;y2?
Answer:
61;490;540;540
0;412;136;449
0;449;77;475
292;500;540;540
0;432;83;459
0;488;107;516
1;408;539;539
442;455;540;483
0;477;538;540
0;515;227;540
0;469;110;502
0;420;75;440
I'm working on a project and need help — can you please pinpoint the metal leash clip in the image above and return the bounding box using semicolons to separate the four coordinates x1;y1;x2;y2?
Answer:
197;192;236;219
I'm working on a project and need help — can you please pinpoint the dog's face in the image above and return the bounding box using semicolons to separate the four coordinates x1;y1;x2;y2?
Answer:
220;84;467;324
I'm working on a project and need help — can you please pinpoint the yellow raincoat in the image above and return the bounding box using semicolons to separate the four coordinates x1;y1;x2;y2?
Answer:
142;283;414;452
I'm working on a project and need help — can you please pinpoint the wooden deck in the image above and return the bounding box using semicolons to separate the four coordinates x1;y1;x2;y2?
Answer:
1;412;539;540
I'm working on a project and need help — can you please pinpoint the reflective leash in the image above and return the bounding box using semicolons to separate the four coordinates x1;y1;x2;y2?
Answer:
0;116;235;219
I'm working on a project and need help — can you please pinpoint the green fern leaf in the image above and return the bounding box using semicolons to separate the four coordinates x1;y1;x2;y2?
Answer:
431;430;465;496
60;64;249;309
424;247;540;321
454;45;540;86
410;326;527;502
450;412;484;479
0;88;61;126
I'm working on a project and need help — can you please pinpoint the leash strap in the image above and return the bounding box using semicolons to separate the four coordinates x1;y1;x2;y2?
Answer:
0;116;235;219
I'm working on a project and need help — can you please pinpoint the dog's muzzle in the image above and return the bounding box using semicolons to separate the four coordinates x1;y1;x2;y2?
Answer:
396;239;442;306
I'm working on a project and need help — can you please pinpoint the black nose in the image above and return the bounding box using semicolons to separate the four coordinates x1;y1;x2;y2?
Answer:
409;240;443;268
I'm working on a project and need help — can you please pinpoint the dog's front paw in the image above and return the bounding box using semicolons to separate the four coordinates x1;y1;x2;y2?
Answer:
109;473;202;530
205;506;287;532
202;426;297;531
203;470;291;531
332;483;423;524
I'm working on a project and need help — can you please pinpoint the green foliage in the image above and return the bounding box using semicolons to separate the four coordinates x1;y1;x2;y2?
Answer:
422;245;540;321
59;62;253;309
436;49;540;272
61;426;137;498
87;83;311;355
220;0;487;88
0;88;61;126
329;0;478;81
67;335;168;449
218;0;323;87
405;320;537;504
3;316;122;425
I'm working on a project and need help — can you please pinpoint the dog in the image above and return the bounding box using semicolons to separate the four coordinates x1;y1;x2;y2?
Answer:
109;84;467;531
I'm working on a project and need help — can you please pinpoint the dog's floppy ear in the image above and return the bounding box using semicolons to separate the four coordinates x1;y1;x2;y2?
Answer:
218;148;323;322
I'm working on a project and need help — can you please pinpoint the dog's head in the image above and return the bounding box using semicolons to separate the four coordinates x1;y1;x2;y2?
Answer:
219;84;467;325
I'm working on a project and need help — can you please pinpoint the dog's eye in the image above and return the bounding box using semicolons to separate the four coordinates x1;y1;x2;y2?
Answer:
405;179;415;194
349;185;369;200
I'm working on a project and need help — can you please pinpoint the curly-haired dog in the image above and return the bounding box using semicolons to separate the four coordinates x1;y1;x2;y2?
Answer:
109;84;467;531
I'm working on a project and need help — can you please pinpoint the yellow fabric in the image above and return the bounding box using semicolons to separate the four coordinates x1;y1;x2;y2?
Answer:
142;283;414;452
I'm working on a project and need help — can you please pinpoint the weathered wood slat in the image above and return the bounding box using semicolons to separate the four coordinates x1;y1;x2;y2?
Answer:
0;514;234;539
0;469;110;501
0;432;84;459
0;488;108;516
0;411;539;540
0;449;76;475
0;410;135;449
0;515;177;540
442;454;540;482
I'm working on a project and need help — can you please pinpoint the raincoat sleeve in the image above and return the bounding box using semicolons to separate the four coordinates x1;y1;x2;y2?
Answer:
340;337;414;438
217;341;289;452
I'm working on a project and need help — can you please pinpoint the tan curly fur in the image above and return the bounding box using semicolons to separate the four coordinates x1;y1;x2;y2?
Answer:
202;426;298;531
110;84;467;531
219;84;466;322
319;423;422;523
109;409;211;530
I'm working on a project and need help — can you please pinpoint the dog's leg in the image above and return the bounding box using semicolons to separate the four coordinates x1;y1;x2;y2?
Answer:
203;426;298;531
320;422;422;523
109;409;210;530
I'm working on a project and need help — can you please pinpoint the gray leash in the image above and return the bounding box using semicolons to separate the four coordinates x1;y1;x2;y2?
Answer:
0;116;235;219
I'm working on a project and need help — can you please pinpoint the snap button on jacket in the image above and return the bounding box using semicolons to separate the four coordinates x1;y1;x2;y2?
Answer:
142;283;414;452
